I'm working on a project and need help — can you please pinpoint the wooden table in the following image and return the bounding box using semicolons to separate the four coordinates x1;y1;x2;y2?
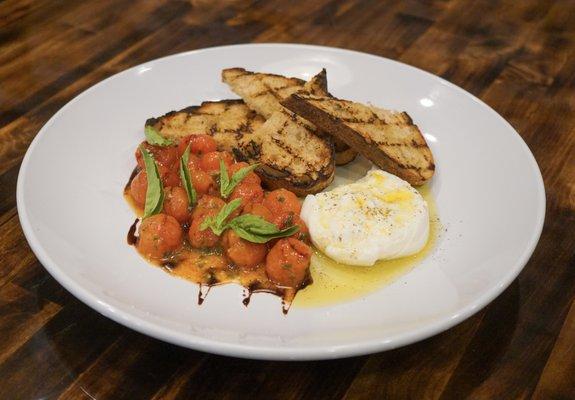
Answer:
1;0;574;398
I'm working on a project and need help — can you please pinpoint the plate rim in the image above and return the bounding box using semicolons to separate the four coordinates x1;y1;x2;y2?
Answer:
16;43;546;360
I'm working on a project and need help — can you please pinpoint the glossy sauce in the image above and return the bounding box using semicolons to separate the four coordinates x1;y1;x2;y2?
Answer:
293;184;440;308
125;168;438;312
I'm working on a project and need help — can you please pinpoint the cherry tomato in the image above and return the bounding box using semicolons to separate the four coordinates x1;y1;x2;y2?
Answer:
227;162;261;185
222;230;267;268
158;164;181;188
192;195;226;219
137;214;183;260
187;153;201;170
265;238;312;288
136;142;179;169
273;212;310;242
188;215;221;248
229;182;264;209
129;170;147;207
263;188;301;216
178;135;218;156
190;168;215;195
199;151;233;174
242;203;274;223
163;186;190;223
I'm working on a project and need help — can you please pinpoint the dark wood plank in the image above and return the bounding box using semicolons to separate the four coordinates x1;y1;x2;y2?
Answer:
0;0;574;398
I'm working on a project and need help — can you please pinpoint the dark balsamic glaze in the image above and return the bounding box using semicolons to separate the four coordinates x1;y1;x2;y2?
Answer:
124;165;313;314
127;219;139;245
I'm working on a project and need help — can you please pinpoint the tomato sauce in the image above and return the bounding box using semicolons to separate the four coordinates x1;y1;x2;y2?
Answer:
124;135;312;313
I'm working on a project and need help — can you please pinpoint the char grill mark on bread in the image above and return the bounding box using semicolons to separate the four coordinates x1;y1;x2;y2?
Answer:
222;67;356;166
145;99;265;153
281;94;435;185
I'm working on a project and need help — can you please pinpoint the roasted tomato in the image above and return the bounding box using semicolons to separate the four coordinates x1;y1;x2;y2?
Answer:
178;134;218;156
227;162;261;185
222;229;267;268
136;142;179;169
242;203;274;223
163;186;190;223
273;212;310;242
229;182;264;209
265;238;312;288
137;214;183;260
129;170;148;207
188;196;226;248
189;168;215;195
263;188;301;216
199;151;234;174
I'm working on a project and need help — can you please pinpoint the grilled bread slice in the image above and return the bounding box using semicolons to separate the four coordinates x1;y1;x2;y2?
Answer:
222;67;356;165
145;99;264;153
145;100;334;195
282;94;435;185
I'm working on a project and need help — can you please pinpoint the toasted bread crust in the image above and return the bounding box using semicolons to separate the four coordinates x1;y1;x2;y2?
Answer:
282;94;435;185
222;67;356;164
145;100;334;195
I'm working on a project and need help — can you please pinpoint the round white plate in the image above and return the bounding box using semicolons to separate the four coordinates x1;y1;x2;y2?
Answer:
17;44;545;360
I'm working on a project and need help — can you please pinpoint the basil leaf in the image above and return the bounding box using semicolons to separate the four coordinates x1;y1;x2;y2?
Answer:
228;214;299;243
144;125;174;146
179;143;196;206
139;145;164;218
219;159;230;198
220;162;259;198
199;198;242;236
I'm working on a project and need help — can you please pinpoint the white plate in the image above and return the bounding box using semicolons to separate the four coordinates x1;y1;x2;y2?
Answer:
17;44;545;360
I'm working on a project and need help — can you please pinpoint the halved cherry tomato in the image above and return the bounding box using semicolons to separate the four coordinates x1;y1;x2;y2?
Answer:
137;214;183;260
229;182;264;209
163;186;190;223
263;188;301;216
177;135;218;156
227;162;261;185
189;196;226;248
222;229;267;268
199;151;233;174
265;238;312;288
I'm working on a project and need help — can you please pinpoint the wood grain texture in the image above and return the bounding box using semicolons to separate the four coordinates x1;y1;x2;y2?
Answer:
0;0;574;398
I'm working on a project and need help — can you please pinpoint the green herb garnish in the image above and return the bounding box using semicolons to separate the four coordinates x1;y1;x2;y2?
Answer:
200;199;299;243
145;125;174;146
219;160;259;198
179;143;197;206
139;145;164;218
200;198;242;236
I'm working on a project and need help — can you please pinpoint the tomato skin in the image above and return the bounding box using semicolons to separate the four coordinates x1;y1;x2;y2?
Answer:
188;196;226;248
222;230;267;268
178;135;218;156
136;142;179;169
229;182;264;209
187;153;201;170
189;168;214;195
265;238;312;287
273;212;310;242
158;164;181;188
227;162;261;185
242;203;274;223
199;151;234;174
263;189;301;216
188;216;221;248
137;214;183;260
163;186;190;223
130;170;148;207
192;195;226;219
